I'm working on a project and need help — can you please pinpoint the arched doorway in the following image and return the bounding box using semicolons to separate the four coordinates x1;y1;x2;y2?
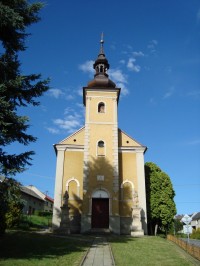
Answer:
91;190;109;229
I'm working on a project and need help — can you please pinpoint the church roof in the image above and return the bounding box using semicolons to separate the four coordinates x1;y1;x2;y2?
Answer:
54;126;147;153
87;34;116;89
58;126;85;145
118;128;147;152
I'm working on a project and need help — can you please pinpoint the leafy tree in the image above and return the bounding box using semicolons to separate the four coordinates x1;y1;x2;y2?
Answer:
0;178;23;235
0;0;49;176
145;162;176;235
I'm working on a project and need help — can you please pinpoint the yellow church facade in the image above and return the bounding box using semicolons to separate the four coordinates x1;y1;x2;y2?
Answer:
52;39;147;235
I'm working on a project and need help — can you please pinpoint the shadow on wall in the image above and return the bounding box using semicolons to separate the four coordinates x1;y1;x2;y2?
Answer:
68;193;82;233
54;156;146;234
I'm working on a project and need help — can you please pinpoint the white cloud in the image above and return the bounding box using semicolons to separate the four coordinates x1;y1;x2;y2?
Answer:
47;105;84;135
77;86;83;96
79;60;94;74
152;40;158;45
133;51;144;57
64;107;74;115
127;58;141;72
149;97;156;105
147;40;158;53
186;139;200;145
53;107;83;134
187;90;200;99
118;83;129;96
46;127;60;134
119;59;125;65
48;88;64;99
66;94;74;100
163;86;174;99
79;61;130;96
53;117;80;131
109;69;128;84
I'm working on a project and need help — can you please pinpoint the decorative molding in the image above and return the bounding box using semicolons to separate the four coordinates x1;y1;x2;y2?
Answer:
120;179;134;200
66;177;80;199
118;146;146;153
120;179;134;189
90;187;112;215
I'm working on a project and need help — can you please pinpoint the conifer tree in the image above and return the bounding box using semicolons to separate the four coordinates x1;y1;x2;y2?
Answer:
145;162;176;235
0;0;49;176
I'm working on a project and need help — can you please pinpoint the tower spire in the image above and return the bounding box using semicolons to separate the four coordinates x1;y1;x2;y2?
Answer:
86;35;116;89
100;32;104;55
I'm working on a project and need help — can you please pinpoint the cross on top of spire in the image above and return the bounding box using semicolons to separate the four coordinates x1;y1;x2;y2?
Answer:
100;32;104;55
87;34;116;89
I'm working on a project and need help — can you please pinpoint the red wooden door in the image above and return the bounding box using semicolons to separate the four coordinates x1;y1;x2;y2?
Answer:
92;198;109;228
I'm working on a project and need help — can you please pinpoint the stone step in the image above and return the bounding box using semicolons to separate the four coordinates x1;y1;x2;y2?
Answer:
90;228;111;234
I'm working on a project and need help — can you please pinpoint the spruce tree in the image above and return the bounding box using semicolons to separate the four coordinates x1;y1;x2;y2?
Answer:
0;0;49;176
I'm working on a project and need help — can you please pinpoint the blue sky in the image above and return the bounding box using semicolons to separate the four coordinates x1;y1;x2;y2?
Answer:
9;0;200;214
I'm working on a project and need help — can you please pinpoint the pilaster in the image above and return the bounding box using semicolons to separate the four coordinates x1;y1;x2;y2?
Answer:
136;151;148;234
52;147;65;229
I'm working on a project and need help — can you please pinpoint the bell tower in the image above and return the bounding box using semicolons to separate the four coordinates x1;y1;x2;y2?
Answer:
81;35;121;233
52;36;147;235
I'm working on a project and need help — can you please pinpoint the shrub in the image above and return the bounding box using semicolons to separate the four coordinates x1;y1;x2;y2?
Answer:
190;228;200;239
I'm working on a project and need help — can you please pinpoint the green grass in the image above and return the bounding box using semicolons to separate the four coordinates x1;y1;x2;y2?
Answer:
0;231;93;266
17;215;52;230
1;232;199;266
109;236;198;266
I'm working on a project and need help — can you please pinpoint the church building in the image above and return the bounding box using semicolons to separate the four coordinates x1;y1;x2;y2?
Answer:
52;38;147;235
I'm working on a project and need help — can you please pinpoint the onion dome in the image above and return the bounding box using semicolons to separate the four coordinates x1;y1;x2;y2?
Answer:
87;34;116;88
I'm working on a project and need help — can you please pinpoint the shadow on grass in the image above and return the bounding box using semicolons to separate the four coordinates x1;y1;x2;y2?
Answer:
0;231;93;261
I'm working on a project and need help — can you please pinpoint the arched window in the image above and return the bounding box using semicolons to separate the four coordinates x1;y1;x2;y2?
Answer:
98;140;104;147
97;140;105;156
120;180;134;200
98;102;105;113
66;177;80;199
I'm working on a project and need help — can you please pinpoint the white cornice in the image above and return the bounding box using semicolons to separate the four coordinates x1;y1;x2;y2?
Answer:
118;146;146;153
54;144;84;152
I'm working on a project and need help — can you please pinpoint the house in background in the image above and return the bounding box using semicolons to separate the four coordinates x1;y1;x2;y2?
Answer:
20;185;54;215
191;212;200;230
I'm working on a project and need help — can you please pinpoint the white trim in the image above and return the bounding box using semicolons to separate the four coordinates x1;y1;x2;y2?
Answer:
90;187;112;215
120;179;134;200
92;190;109;198
66;177;80;198
120;179;134;189
52;149;65;229
136;152;147;234
118;128;146;147
58;126;85;144
55;144;84;152
118;147;146;153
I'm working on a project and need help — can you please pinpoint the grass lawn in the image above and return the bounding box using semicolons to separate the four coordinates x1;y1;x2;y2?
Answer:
18;215;52;230
0;231;93;266
1;232;199;266
109;236;199;266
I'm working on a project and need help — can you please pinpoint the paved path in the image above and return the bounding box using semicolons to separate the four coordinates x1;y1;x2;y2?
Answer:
81;236;115;266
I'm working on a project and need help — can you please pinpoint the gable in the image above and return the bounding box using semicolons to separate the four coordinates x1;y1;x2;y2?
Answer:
59;126;85;145
118;128;146;149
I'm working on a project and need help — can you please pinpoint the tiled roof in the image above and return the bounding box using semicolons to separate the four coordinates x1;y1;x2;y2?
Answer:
45;195;54;203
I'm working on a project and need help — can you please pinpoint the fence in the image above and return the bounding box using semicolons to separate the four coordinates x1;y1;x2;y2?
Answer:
167;235;200;261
